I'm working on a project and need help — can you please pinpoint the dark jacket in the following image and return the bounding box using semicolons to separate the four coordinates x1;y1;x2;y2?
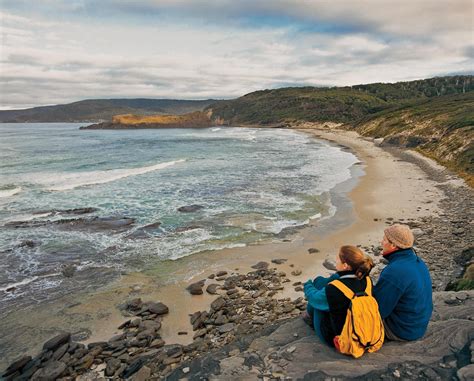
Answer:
373;248;433;340
321;270;368;346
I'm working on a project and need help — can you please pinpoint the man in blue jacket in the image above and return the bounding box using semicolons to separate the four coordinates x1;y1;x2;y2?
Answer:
374;224;433;341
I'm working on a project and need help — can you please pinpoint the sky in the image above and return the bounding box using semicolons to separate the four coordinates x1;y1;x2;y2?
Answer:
0;0;473;110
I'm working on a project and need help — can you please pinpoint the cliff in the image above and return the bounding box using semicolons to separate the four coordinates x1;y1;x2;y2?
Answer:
80;111;214;129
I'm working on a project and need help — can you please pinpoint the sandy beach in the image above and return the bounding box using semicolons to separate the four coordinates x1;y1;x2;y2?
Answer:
1;125;453;369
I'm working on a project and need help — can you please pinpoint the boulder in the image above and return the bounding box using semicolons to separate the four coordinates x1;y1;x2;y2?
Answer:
323;259;337;271
42;333;70;351
31;361;66;381
146;301;169;315
2;355;31;377
206;284;221;295
251;261;269;270
187;280;205;295
177;205;204;213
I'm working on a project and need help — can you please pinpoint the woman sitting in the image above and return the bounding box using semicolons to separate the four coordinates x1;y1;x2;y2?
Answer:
303;245;375;346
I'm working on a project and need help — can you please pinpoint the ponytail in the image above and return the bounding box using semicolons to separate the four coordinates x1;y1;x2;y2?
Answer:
339;245;374;280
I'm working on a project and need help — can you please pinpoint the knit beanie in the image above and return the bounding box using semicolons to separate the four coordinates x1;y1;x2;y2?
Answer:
384;224;414;249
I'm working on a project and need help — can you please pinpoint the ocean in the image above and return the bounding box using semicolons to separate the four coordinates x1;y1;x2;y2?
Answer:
0;123;358;314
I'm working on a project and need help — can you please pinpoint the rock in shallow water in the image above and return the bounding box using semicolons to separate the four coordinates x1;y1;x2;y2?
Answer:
206;283;221;295
177;205;204;213
187;280;206;295
145;301;169;315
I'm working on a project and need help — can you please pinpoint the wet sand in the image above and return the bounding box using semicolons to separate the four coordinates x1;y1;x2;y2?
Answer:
1;126;446;368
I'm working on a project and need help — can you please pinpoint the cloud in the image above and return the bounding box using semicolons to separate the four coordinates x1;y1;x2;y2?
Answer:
0;1;473;109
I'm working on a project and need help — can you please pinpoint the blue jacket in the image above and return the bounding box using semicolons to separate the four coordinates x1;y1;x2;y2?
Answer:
304;273;340;311
373;248;433;340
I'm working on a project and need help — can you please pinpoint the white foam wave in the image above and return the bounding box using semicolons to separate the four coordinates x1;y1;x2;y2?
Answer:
309;213;322;220
0;272;60;293
211;127;221;132
29;159;186;191
0;186;21;198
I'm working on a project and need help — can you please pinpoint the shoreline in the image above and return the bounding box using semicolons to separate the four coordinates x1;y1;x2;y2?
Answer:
0;126;454;370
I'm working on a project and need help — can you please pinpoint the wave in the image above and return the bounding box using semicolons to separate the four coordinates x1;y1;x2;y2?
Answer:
0;186;21;198
211;127;221;132
28;159;186;191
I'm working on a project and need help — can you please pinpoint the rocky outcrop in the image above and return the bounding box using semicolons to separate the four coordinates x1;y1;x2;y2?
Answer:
81;111;214;130
165;291;474;380
4;216;135;233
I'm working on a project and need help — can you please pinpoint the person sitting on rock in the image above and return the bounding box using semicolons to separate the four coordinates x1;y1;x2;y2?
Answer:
374;224;433;341
303;245;375;346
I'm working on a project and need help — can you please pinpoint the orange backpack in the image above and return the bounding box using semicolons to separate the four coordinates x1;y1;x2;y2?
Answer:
329;277;384;358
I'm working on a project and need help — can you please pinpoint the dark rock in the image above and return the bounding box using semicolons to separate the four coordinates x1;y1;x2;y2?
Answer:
125;298;143;311
87;341;108;349
126;221;162;239
177;205;204;213
216;270;228;277
271;258;287;264
308;248;320;254
17;240;40;248
322;259;337;271
118;319;131;329
122;358;146;378
163;344;183;358
218;323;235;334
206;283;221;295
187;280;205;295
291;269;302;276
3;355;31;377
52;343;69;361
42;332;70;351
6;216;135;233
31;361;66;380
251;261;269;270
208;273;216;279
214;314;228;325
211;296;226;311
105;358;122;377
60;263;76;278
146;301;169;315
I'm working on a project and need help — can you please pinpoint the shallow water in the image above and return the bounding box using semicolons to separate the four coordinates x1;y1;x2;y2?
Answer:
0;124;357;315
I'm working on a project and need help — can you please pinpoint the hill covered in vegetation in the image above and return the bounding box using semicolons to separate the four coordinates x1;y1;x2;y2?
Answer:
207;75;473;126
353;92;473;177
0;99;215;123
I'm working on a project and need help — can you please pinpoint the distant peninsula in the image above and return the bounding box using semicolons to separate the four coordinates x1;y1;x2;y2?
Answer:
80;111;216;129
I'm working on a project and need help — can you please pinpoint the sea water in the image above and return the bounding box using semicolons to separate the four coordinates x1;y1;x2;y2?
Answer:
0;123;357;312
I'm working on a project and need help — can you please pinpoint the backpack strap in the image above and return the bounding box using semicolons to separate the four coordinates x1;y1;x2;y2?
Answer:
330;280;355;299
365;277;372;296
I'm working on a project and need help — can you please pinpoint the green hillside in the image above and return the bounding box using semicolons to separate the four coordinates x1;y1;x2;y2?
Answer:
207;75;473;125
0;99;216;123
